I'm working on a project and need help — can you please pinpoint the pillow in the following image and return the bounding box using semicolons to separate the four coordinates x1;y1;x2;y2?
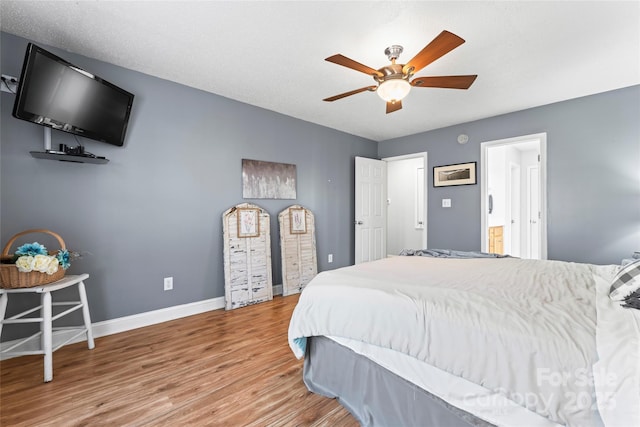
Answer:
610;259;640;301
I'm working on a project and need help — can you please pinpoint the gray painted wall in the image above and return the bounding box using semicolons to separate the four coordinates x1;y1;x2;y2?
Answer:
379;85;640;265
1;32;377;341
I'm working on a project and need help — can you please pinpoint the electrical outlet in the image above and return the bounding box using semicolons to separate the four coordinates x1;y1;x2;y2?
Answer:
328;254;333;263
163;277;173;291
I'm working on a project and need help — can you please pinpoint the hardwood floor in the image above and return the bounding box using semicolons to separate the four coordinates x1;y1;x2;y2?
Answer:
0;295;358;426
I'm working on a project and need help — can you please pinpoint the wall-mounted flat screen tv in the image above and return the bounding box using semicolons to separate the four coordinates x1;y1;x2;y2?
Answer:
12;43;134;147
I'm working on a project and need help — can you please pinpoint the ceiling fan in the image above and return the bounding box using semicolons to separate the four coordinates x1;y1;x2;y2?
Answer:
323;30;477;114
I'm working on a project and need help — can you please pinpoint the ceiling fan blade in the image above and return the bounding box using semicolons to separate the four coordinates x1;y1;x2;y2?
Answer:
411;75;478;89
402;31;465;75
325;54;384;78
386;100;402;114
323;86;377;102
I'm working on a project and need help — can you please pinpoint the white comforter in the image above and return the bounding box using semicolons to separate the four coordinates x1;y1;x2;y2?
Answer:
288;256;637;426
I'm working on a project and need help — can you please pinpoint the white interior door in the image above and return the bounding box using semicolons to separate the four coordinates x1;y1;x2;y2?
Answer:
355;156;387;264
416;167;425;230
528;165;541;259
508;163;521;257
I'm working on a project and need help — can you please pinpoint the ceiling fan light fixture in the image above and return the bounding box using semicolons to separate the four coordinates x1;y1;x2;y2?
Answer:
324;31;475;113
377;78;411;103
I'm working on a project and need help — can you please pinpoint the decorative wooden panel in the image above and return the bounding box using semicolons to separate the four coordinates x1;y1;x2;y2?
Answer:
278;205;318;296
223;203;273;310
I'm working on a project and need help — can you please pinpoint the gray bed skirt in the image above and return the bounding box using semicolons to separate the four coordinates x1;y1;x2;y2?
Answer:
303;336;495;427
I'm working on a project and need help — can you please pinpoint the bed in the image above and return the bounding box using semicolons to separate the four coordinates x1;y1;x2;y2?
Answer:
288;255;640;426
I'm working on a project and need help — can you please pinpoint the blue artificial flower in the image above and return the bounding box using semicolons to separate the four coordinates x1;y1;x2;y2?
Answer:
15;242;48;257
56;249;71;270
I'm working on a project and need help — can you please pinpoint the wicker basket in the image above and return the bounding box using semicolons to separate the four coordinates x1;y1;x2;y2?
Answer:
0;229;66;289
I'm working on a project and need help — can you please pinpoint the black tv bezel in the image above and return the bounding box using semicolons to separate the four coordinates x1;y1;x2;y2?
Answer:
12;43;134;147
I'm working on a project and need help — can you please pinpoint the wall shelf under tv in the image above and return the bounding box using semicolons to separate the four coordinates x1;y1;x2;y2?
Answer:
30;151;109;164
29;128;109;164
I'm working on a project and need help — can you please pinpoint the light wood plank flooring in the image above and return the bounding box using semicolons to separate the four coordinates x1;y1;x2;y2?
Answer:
0;295;358;426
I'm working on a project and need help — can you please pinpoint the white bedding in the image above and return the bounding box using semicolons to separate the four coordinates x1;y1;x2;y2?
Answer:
288;256;638;426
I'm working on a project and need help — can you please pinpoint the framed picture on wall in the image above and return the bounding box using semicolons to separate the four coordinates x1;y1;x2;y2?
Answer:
242;159;297;199
237;208;260;238
433;162;477;187
289;208;307;234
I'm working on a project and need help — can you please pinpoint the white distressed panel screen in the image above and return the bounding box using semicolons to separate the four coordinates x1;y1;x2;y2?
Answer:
278;205;318;296
222;203;273;310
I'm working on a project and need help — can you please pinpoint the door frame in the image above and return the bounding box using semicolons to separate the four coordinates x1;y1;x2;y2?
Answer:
382;152;428;251
480;133;547;259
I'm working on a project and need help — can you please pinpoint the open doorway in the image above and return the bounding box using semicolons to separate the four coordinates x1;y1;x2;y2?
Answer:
481;134;547;259
383;153;427;256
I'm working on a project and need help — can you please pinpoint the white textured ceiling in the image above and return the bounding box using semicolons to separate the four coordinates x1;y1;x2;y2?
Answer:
1;1;639;142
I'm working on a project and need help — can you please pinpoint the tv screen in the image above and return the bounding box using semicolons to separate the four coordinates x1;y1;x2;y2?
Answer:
12;43;134;147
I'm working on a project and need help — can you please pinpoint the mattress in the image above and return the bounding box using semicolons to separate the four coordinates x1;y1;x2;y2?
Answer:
289;256;640;426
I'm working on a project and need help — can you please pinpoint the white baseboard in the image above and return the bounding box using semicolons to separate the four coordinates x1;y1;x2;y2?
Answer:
1;284;283;360
96;283;282;337
91;296;226;339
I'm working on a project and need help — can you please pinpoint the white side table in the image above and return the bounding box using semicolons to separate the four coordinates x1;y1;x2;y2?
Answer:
0;274;95;382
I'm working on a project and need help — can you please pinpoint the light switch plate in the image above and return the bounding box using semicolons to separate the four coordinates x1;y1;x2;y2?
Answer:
442;199;452;208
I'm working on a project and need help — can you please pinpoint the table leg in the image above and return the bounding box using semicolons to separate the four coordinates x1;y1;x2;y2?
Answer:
78;281;95;349
42;291;53;382
0;292;7;340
